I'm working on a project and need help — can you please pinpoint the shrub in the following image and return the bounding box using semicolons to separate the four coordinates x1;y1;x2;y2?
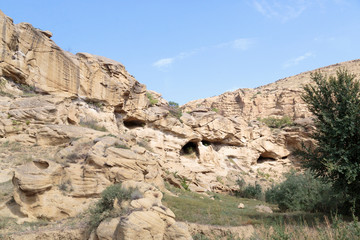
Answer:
235;178;263;200
89;183;133;229
167;101;182;120
79;120;107;132
265;170;333;212
168;101;179;108
258;116;293;128
146;92;158;106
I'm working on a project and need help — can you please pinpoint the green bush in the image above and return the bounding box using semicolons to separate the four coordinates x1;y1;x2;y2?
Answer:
146;92;158;106
265;170;333;212
168;101;179;108
89;183;134;229
167;101;182;120
258;116;293;128
235;178;263;200
301;70;360;214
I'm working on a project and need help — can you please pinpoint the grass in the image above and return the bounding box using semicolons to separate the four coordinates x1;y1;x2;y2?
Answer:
258;116;293;129
163;184;360;240
163;184;276;226
79;120;107;132
113;143;130;149
0;180;13;203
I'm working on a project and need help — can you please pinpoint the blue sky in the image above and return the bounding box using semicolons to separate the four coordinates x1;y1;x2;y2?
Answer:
2;1;360;104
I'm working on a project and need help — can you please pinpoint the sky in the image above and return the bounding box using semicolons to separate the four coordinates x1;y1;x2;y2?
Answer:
2;1;360;104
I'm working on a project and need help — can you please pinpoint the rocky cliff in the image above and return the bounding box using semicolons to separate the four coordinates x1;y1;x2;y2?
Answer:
1;9;359;239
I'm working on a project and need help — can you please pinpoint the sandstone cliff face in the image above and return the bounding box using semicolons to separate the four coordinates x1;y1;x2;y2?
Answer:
183;59;360;120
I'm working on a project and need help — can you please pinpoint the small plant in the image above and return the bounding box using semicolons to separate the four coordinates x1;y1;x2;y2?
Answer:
211;107;218;113
85;99;104;111
216;176;224;185
193;233;210;240
58;180;73;192
180;177;190;191
79;120;107;132
146;92;158;106
137;140;153;152
258;116;293;128
89;183;134;229
113;143;130;149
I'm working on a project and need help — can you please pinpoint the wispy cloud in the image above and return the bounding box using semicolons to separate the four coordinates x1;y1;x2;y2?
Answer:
217;38;255;50
152;58;174;68
153;38;254;70
253;0;308;22
283;52;315;68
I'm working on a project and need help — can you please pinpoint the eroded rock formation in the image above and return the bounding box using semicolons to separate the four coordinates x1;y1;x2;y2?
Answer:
1;8;360;239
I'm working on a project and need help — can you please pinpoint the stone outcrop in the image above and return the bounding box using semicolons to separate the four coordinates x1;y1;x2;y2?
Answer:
93;181;192;240
183;59;360;120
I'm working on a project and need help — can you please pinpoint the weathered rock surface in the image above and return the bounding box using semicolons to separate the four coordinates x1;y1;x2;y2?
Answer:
93;181;192;240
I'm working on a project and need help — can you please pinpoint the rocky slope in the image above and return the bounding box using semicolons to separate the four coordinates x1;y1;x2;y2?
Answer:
0;9;359;239
183;59;360;120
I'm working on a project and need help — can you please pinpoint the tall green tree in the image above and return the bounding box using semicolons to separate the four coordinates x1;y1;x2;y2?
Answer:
301;69;360;211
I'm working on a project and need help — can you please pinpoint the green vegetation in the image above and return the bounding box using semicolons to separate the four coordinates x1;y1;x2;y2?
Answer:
146;92;158;106
163;183;272;226
0;181;13;203
79;120;107;132
113;143;130;149
168;101;182;120
258;116;293;128
85;99;104;111
301;70;360;214
89;183;134;229
0;78;13;98
168;101;179;108
265;170;333;212
18;83;37;97
137;140;153;152
235;178;263;200
211;107;219;113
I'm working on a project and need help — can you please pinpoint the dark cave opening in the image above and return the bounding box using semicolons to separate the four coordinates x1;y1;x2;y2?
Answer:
123;119;145;129
180;141;199;157
257;155;276;164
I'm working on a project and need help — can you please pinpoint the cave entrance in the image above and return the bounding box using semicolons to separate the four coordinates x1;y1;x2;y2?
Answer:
180;141;199;158
257;152;277;164
123;119;145;129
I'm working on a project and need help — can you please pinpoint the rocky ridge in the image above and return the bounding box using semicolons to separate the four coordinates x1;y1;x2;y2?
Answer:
1;9;360;239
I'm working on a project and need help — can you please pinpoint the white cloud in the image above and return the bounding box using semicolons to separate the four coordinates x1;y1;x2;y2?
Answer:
152;58;174;68
216;38;254;51
253;0;308;22
232;39;254;50
152;38;254;70
283;52;315;68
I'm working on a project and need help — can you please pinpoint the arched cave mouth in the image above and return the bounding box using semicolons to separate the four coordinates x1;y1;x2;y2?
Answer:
123;119;145;129
180;141;199;157
257;152;277;164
